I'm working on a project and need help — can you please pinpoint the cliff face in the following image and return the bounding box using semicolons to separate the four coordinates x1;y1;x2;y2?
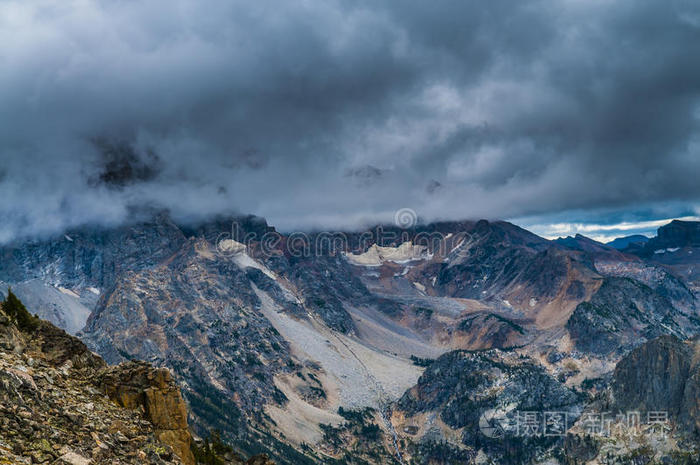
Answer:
78;238;297;457
100;361;195;465
0;292;195;465
612;335;700;436
0;212;187;290
643;220;700;251
612;335;692;415
566;277;695;356
631;220;700;293
681;359;700;435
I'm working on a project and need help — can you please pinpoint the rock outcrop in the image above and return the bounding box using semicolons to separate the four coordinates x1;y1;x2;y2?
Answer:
566;277;695;356
0;291;195;464
612;334;700;436
612;335;692;415
395;349;583;464
100;361;195;465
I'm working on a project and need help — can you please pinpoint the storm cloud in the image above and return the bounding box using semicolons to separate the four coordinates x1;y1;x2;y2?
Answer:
1;0;699;242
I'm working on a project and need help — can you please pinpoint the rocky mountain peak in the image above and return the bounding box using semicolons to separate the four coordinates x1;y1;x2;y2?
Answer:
635;219;700;255
658;220;700;246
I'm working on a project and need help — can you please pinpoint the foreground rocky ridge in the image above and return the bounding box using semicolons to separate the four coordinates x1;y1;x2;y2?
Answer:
0;292;194;464
0;292;275;465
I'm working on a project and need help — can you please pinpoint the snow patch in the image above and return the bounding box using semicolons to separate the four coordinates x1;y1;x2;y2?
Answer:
57;287;80;299
233;253;277;280
345;242;431;266
218;239;277;279
218;239;246;254
449;238;466;255
393;266;412;278
653;247;680;254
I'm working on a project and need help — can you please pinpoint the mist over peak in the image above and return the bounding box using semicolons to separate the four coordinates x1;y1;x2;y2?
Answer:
1;0;699;243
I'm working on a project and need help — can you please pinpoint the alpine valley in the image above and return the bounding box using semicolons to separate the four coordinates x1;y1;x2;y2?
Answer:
2;213;700;465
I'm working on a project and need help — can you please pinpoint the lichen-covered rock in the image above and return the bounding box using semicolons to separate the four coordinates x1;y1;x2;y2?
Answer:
99;361;194;465
0;310;24;353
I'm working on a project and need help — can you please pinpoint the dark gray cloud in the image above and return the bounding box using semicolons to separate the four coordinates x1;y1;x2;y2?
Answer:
1;0;699;242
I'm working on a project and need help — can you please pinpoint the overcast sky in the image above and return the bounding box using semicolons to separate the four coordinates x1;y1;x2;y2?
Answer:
1;0;699;243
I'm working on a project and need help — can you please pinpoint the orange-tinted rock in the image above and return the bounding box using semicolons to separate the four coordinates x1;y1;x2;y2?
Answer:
99;361;195;465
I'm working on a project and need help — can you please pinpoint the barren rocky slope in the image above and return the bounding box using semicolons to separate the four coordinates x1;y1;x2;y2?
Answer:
0;290;194;464
0;290;279;465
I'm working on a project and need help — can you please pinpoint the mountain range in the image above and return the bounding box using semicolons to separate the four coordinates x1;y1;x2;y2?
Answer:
1;214;699;464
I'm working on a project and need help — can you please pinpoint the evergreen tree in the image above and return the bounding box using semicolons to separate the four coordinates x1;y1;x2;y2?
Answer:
2;289;39;332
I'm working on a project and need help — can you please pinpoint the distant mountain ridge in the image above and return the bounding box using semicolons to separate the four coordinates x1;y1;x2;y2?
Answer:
605;234;649;250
